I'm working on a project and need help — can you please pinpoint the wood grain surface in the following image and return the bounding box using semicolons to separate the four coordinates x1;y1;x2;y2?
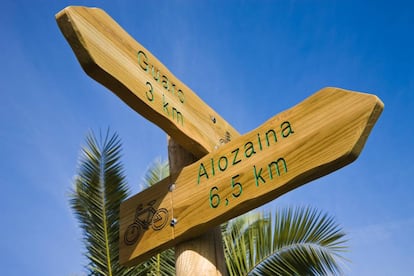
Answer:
56;6;239;158
119;87;383;266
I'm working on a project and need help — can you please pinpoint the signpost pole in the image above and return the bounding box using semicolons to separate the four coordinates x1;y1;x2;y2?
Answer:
168;138;227;276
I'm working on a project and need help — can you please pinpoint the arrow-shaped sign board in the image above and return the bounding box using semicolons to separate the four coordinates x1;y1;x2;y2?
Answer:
119;87;383;266
56;6;239;158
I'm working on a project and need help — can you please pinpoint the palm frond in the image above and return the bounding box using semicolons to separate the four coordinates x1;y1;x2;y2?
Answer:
145;248;176;276
70;130;144;275
223;206;347;276
142;158;169;187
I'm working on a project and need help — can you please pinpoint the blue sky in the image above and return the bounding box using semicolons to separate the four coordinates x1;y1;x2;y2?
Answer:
1;1;413;275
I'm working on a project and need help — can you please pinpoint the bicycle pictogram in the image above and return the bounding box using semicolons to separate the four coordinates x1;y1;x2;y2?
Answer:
124;199;169;246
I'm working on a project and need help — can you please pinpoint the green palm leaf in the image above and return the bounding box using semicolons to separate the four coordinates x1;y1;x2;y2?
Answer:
143;158;170;187
70;131;145;275
224;206;347;276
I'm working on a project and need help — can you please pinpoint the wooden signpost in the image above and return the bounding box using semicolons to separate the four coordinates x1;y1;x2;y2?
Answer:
119;87;383;266
56;6;239;158
57;5;384;275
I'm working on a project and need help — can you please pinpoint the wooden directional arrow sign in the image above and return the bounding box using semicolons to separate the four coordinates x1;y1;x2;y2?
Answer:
119;87;383;266
56;6;239;158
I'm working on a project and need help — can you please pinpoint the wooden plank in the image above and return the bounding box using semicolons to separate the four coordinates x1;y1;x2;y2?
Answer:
119;87;384;266
119;177;174;265
56;6;239;158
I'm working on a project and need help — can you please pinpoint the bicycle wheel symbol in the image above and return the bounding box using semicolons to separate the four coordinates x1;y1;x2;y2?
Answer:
123;202;170;246
124;223;141;246
152;208;168;230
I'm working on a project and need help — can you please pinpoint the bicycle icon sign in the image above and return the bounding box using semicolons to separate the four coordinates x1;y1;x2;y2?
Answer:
124;199;169;246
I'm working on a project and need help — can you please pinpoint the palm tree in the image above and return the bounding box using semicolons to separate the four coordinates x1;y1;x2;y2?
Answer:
70;131;173;275
223;208;347;275
70;131;347;275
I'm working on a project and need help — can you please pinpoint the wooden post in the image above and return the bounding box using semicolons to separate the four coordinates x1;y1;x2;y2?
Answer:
168;137;227;276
